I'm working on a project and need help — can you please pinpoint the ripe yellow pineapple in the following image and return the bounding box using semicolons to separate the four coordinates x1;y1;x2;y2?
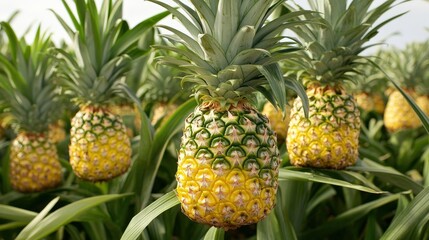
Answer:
48;120;67;143
416;95;429;116
354;92;385;114
262;101;292;144
0;23;62;192
54;0;167;181
151;0;306;229
10;132;62;192
349;59;387;115
108;102;135;138
286;0;399;169
384;90;421;132
69;106;131;181
381;41;429;132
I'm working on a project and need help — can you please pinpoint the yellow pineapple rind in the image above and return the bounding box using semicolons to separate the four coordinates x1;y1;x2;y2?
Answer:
69;107;131;182
354;92;385;114
416;95;429;116
48;120;67;143
287;86;360;169
176;101;280;230
10;132;62;193
262;101;291;144
384;90;421;132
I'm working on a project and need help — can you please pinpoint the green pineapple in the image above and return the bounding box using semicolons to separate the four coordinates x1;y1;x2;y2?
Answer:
53;0;167;181
286;0;400;169
0;22;62;193
150;0;306;229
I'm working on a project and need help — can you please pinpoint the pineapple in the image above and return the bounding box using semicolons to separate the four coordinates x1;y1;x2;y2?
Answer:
285;0;400;169
108;102;135;138
48;120;67;143
53;0;166;181
0;22;62;192
384;90;421;131
415;41;429;116
416;96;429;116
150;0;306;229
382;41;429;132
262;100;292;145
354;92;385;115
134;43;188;128
140;59;185;126
349;57;388;115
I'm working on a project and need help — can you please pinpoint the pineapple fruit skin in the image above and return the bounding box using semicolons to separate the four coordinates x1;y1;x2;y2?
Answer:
354;92;385;114
384;90;421;132
287;86;361;169
48;120;67;143
10;132;62;193
416;95;429;116
176;101;280;230
69;107;131;181
262;101;291;144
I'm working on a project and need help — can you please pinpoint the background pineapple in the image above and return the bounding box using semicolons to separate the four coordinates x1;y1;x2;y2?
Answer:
382;41;429;132
133;38;188;128
285;0;400;169
48;120;67;144
0;22;62;193
150;0;307;230
53;0;153;181
414;41;429;116
54;0;131;182
349;57;387;115
139;57;187;125
261;90;294;145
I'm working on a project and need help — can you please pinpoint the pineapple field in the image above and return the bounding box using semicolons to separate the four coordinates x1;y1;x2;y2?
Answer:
1;0;429;239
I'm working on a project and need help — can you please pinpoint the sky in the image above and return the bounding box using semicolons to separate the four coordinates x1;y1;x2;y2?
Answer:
0;0;429;49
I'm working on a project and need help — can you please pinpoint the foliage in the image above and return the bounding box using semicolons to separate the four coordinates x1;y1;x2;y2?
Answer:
0;1;428;240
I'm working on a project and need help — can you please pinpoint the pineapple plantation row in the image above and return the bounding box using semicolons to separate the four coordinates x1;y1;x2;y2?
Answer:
0;0;429;239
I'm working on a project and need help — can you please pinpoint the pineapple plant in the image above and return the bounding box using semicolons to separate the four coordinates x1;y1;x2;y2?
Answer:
382;41;429;132
416;95;429;116
53;0;167;181
261;98;293;145
0;22;62;193
349;57;387;115
136;45;188;127
414;41;429;116
285;0;400;169
48;120;67;143
149;0;306;230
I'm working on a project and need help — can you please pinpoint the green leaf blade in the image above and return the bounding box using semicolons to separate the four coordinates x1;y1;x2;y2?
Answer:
121;191;180;240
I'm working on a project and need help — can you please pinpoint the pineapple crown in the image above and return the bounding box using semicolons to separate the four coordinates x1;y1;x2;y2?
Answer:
346;54;388;94
53;0;169;108
0;22;61;133
138;52;186;104
380;41;429;95
133;32;188;104
286;0;405;86
149;0;308;110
